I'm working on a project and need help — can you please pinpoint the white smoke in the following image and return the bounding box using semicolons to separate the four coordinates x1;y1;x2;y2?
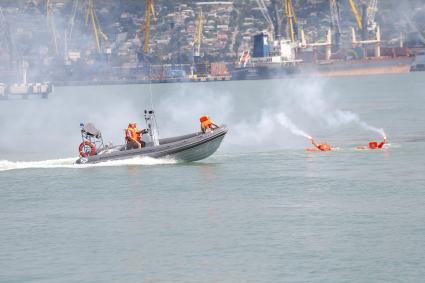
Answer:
0;77;388;160
275;78;387;140
324;110;386;138
275;112;312;139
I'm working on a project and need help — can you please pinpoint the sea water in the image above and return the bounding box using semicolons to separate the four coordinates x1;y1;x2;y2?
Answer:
1;73;424;282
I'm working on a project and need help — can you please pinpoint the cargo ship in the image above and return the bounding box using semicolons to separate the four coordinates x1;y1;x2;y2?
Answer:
232;32;415;80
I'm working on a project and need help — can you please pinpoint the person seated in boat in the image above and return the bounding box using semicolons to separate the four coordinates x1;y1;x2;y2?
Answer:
356;137;387;150
200;115;219;133
133;123;148;145
307;138;334;152
125;123;147;149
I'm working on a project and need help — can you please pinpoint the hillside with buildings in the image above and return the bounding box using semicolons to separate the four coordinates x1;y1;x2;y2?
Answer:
0;0;424;83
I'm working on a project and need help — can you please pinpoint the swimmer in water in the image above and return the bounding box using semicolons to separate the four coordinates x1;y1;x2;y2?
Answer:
356;136;387;150
307;138;334;152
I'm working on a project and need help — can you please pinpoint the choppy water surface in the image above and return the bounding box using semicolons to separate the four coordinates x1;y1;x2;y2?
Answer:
1;73;425;282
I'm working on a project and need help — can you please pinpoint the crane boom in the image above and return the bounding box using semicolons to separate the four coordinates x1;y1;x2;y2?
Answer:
193;8;203;56
284;0;297;43
329;0;341;47
367;0;378;30
0;8;15;66
143;0;155;53
47;0;59;55
68;0;79;43
348;0;363;30
85;0;108;53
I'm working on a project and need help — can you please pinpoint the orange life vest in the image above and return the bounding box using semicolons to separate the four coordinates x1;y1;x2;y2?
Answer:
318;144;331;151
200;116;213;131
369;141;378;149
134;129;141;141
125;127;137;141
369;140;385;149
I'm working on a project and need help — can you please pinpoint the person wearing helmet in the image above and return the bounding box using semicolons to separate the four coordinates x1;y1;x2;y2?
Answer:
200;115;219;133
308;138;334;151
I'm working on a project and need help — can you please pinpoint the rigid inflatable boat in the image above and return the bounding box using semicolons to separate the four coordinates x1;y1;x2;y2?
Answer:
76;110;227;164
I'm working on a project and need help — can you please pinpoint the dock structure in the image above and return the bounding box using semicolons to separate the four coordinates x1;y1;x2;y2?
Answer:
0;82;53;100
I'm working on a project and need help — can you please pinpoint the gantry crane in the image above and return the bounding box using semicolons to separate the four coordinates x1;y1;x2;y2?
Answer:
348;0;369;40
193;8;204;57
283;0;297;43
348;0;381;57
269;0;281;39
348;0;363;31
85;0;108;53
67;0;80;43
329;0;341;49
140;0;155;54
47;0;59;55
348;0;380;41
366;0;378;31
0;7;15;67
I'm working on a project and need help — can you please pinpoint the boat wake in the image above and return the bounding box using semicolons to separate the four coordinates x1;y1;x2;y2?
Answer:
0;156;176;172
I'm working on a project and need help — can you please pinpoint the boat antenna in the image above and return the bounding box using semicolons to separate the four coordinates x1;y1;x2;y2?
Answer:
149;70;154;110
146;57;159;138
141;0;159;139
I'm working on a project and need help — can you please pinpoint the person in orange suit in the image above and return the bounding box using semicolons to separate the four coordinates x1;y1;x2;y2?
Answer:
356;137;387;150
200;115;219;133
307;138;334;152
125;122;147;149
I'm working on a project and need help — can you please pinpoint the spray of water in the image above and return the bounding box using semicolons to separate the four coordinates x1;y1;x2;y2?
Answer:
0;156;176;172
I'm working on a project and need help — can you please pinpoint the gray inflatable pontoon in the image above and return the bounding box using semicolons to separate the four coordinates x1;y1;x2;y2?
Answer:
76;110;227;164
76;126;227;164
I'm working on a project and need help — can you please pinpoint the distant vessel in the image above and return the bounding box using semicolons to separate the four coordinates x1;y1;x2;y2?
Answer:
410;52;425;72
232;32;414;80
0;65;53;100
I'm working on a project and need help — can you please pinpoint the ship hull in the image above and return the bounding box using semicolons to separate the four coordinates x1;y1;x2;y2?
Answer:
231;57;414;80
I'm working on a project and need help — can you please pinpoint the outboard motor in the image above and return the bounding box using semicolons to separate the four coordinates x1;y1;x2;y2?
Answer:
78;122;104;157
144;110;160;146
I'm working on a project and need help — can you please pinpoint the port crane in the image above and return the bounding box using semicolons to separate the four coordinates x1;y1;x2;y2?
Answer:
46;0;59;55
329;0;341;49
0;7;15;67
85;0;108;53
284;0;297;43
348;0;364;32
348;0;381;57
137;0;155;54
366;0;378;31
348;0;379;40
193;8;204;57
67;0;80;43
269;0;281;39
